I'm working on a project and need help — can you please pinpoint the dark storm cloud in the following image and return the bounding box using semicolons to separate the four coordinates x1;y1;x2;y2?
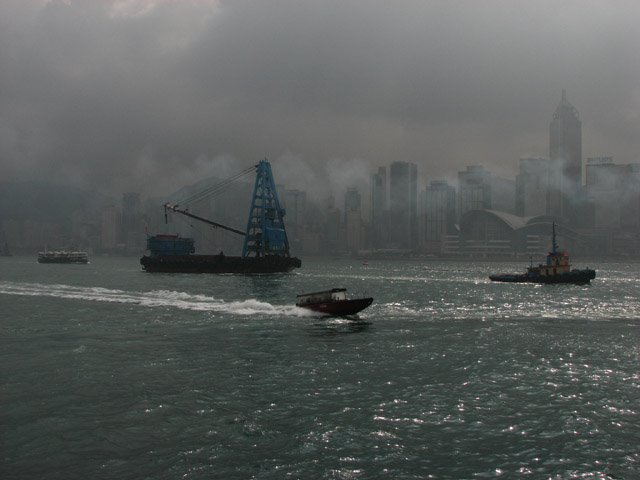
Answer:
1;0;639;198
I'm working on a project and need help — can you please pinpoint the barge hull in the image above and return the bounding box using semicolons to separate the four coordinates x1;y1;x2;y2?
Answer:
490;269;596;285
140;254;301;274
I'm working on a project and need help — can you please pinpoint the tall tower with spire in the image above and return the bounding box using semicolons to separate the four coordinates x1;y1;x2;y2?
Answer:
549;89;582;221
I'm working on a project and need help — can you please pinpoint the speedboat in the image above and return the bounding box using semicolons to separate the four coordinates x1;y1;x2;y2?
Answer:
295;288;373;316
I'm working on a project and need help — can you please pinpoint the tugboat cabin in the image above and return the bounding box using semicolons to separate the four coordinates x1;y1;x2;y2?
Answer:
529;223;571;277
535;250;571;277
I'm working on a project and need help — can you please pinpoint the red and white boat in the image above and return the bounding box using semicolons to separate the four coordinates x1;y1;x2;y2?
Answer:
295;288;373;316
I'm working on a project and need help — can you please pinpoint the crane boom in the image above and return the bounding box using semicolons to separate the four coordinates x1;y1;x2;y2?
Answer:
164;203;246;237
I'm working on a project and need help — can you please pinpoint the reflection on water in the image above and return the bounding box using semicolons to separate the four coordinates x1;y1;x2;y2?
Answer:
1;256;639;479
247;273;293;302
306;318;372;336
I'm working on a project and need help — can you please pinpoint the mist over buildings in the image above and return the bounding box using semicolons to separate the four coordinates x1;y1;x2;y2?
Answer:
2;0;640;257
1;0;639;199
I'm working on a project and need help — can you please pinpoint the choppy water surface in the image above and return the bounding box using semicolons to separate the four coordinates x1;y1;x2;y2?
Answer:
1;256;638;479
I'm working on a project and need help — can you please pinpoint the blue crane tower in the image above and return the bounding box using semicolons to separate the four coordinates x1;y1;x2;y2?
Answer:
242;159;291;258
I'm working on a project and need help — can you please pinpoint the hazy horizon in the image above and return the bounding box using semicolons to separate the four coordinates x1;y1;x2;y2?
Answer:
1;0;639;202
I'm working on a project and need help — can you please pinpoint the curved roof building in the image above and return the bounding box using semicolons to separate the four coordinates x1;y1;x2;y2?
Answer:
458;209;590;255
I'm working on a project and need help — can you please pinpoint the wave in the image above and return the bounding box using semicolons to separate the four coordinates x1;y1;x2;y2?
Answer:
0;281;313;317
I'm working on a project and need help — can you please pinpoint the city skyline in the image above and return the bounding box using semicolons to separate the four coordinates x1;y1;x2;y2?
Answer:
0;87;632;206
0;88;620;207
1;1;639;200
2;1;640;259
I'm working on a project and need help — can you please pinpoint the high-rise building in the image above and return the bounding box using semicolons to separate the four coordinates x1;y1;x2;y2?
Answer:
424;180;456;251
549;89;582;221
491;177;516;214
122;192;144;252
344;187;362;252
516;158;550;217
586;157;640;255
282;188;306;252
101;205;120;251
370;166;387;248
585;157;640;230
122;193;141;230
389;161;418;250
458;165;491;217
324;196;341;254
625;164;640;230
344;187;361;214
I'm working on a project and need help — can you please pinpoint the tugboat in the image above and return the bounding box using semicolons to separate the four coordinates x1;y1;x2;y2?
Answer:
489;223;595;284
295;288;373;316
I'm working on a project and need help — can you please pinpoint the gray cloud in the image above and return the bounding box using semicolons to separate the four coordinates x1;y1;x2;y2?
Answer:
1;0;639;199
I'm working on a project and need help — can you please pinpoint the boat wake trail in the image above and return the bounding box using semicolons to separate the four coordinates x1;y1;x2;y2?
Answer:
0;281;312;316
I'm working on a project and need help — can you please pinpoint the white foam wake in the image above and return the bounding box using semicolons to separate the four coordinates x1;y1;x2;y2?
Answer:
0;281;313;316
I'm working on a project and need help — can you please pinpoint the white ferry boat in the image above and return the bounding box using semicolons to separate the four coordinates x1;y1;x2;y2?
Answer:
37;251;89;264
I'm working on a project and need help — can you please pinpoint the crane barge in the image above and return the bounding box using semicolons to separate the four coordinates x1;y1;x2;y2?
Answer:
140;159;302;273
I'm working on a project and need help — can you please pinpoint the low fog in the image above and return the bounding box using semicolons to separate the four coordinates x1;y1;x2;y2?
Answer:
1;0;639;203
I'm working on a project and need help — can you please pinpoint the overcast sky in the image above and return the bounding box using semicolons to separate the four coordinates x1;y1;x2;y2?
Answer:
1;0;639;201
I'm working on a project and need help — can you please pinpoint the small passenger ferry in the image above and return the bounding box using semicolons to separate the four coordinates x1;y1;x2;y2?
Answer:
37;250;89;264
296;288;373;316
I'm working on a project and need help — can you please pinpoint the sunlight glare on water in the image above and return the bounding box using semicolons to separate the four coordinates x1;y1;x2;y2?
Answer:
1;256;638;479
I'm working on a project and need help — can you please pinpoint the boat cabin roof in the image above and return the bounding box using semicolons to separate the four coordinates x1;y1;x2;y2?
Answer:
296;288;346;298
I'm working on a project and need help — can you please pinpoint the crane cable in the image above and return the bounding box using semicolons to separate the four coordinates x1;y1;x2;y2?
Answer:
170;211;220;250
176;165;254;207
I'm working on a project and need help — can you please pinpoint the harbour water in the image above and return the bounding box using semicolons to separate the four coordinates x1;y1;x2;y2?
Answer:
1;256;638;479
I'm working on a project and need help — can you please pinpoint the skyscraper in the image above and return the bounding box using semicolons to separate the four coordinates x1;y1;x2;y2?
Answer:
424;180;456;249
457;165;491;217
389;161;418;250
101;205;120;251
282;188;306;252
585;157;640;230
516;158;550;217
122;192;144;252
549;89;582;221
344;187;362;252
344;187;361;214
370;166;387;248
325;196;341;254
